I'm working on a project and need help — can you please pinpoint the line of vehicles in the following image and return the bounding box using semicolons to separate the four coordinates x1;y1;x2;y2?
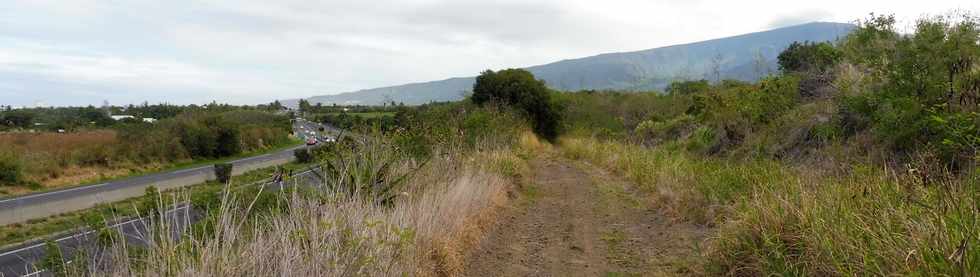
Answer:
294;118;336;146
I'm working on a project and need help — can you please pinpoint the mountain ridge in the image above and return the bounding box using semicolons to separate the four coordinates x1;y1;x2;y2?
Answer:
298;21;855;106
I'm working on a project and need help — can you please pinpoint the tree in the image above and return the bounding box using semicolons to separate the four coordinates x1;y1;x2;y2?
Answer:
1;110;35;128
472;69;562;141
777;41;843;73
298;99;312;115
666;79;710;95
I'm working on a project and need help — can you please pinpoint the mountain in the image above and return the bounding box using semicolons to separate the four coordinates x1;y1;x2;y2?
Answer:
303;22;855;106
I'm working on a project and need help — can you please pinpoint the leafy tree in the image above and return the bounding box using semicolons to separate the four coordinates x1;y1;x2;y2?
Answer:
777;41;842;73
298;99;312;115
666;79;711;95
81;106;114;127
1;110;35;128
472;69;563;141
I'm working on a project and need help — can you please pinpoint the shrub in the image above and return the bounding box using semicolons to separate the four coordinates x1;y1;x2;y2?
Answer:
214;163;233;184
0;152;23;185
687;126;719;153
666;79;711;95
139;186;161;217
777;41;842;73
472;69;563;141
39;241;66;277
634;114;695;144
294;148;313;163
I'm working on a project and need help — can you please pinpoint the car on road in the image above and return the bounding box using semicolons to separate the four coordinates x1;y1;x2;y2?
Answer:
305;137;318;146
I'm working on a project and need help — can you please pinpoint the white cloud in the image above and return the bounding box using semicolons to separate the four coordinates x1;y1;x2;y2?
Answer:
0;0;977;106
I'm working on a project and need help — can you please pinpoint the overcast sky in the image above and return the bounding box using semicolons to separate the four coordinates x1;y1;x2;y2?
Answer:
1;0;977;107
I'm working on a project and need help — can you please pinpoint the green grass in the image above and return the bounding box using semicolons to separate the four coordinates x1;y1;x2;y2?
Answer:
561;136;979;276
0;160;312;249
0;138;303;199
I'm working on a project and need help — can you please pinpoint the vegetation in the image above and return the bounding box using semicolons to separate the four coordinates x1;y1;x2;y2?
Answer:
37;94;542;276
552;13;979;275
213;163;233;184
293;148;313;164
0;162;311;249
12;12;978;277
0;109;293;195
472;68;564;141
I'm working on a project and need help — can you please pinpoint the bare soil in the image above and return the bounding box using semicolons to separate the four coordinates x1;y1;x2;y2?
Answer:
465;155;709;276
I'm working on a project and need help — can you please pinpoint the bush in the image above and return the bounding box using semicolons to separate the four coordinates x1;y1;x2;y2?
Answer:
472;69;563;141
634;114;695;144
39;241;66;277
139;186;161;216
294;148;313;163
0;152;23;185
214;163;233;184
777;41;842;73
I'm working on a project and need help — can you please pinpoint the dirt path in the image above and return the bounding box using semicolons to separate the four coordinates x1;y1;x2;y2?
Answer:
465;155;708;276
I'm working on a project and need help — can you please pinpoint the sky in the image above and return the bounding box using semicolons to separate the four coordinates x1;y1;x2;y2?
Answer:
1;0;977;107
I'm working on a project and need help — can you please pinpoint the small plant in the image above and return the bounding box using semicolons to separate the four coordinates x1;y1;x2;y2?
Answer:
214;163;233;184
0;151;23;186
39;241;66;277
294;148;313;163
139;186;161;217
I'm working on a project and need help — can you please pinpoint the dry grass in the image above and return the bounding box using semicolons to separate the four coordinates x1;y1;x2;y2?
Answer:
60;133;539;276
0;131;121;186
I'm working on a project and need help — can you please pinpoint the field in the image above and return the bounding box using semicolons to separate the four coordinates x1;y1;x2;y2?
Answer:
0;110;293;197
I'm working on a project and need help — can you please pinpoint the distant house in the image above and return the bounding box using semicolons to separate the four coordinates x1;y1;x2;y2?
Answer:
110;115;135;121
142;118;157;123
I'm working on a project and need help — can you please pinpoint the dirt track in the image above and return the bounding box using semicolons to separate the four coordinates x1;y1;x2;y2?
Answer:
465;156;707;276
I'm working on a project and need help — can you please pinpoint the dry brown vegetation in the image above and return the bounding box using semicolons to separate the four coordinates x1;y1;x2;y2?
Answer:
58;131;542;276
0;131;129;186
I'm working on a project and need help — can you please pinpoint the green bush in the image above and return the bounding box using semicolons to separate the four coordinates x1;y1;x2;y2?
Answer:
294;148;313;164
634;114;695;143
139;186;161;217
687;126;719;153
39;241;66;277
0;152;23;185
777;41;842;73
214;163;233;184
472;69;563;141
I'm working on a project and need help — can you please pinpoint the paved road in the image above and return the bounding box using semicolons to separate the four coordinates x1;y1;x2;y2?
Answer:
0;118;338;276
0;119;336;226
0;167;327;276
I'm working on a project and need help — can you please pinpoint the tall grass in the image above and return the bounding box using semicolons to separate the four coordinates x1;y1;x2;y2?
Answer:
560;136;978;275
53;131;541;276
0;131;120;185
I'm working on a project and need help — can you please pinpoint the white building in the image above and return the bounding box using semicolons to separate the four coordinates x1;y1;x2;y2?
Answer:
110;115;135;121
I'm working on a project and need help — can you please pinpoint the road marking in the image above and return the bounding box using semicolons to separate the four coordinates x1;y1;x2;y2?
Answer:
0;166;318;258
0;205;190;258
0;184;106;204
0;143;307;206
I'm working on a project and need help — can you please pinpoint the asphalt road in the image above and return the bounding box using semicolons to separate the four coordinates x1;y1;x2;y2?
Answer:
0;119;334;223
0;118;337;276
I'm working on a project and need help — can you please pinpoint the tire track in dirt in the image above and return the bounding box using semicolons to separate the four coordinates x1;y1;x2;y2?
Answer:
465;156;707;276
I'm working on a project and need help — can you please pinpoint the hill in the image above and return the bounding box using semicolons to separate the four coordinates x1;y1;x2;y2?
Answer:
302;22;854;106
